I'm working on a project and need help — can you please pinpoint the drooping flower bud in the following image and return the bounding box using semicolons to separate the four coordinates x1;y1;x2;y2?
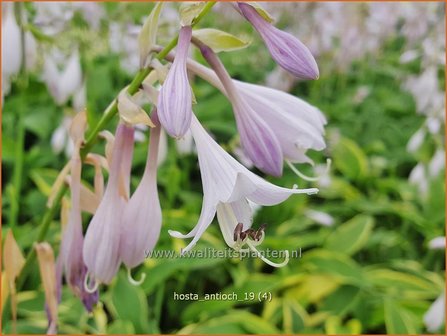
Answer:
238;2;319;80
157;26;193;138
58;111;99;311
83;123;135;287
120;110;162;277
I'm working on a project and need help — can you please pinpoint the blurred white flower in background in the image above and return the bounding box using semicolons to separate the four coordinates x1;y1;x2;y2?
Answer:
51;115;74;157
305;209;335;227
1;2;37;98
71;2;105;31
409;163;429;197
406;128;426;153
42;49;83;106
428;236;446;250
109;23;141;74
33;2;74;35
428;149;445;178
424;237;445;332
33;1;104;35
424;293;445;332
315;163;332;189
2;3;22;96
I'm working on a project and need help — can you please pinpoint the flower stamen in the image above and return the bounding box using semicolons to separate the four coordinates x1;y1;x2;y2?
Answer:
246;240;289;268
84;272;99;294
286;158;331;182
127;268;146;286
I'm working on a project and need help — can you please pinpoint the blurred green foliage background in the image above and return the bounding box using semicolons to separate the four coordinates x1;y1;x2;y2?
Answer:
2;1;445;334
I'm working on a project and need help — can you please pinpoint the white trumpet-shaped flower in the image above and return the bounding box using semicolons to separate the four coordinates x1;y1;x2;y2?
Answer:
169;116;318;264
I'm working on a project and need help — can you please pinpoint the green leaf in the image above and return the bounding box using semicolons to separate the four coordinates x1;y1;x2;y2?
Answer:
108;271;150;333
192;28;251;53
282;299;308;333
302;249;367;287
384;299;419;334
365;268;440;299
178;310;280;334
285;274;340;304
332;137;369;181
325;316;362;334
320;285;361;316
325;215;374;255
107;320;135;334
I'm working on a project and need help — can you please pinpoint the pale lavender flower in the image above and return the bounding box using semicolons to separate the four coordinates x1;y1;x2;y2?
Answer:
158;26;193;138
120;111;162;281
83;123;135;287
169;116;318;265
237;2;319;79
58;111;98;311
198;43;284;176
183;54;326;171
236;80;326;165
60;146;99;311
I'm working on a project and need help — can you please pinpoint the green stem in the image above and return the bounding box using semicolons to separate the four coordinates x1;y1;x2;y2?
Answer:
9;2;28;231
16;184;68;290
15;1;217;291
8;109;25;231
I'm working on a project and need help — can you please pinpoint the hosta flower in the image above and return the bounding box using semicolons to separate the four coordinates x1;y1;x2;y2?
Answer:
120;112;162;281
58;111;98;311
60;137;98;310
236;80;326;164
157;25;193;138
196;45;325;176
198;43;283;176
237;2;319;80
169;116;318;264
83;123;135;288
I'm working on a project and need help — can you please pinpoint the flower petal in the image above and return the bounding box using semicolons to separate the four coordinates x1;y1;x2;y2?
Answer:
157;26;193;138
